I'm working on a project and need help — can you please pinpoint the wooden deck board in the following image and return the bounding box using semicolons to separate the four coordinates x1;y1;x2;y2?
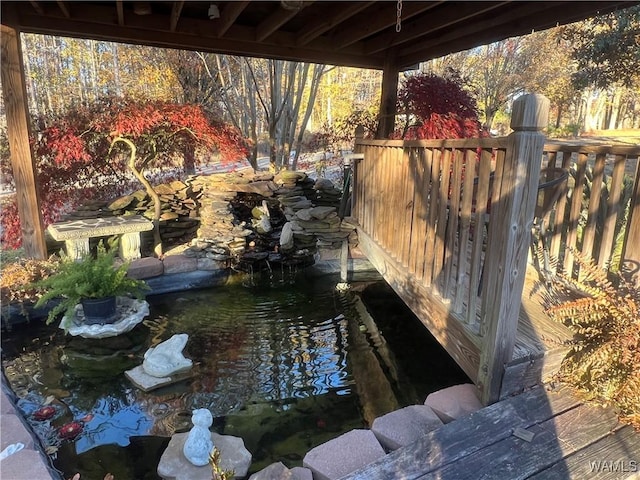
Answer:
416;403;620;480
528;426;640;480
343;386;637;480
342;385;582;480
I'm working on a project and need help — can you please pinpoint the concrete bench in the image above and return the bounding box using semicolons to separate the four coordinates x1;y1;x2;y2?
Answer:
47;215;154;260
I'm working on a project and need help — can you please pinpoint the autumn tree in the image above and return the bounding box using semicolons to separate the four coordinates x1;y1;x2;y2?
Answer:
396;71;483;139
19;34;181;118
564;6;640;89
518;29;578;129
563;5;640;130
3;97;248;254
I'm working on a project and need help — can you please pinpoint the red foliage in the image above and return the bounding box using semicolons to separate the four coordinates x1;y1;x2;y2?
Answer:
1;96;249;249
396;72;485;139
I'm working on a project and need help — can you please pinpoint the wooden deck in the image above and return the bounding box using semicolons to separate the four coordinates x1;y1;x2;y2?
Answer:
343;385;640;480
504;268;573;399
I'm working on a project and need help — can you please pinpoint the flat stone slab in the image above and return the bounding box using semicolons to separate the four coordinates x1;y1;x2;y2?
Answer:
162;254;198;274
158;432;251;480
248;462;313;480
371;405;443;450
0;447;56;479
128;257;164;279
125;365;193;392
1;414;35;450
303;429;385;480
424;383;483;423
47;215;153;240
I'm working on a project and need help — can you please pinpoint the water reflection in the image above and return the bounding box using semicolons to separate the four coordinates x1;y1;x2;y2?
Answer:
1;275;470;478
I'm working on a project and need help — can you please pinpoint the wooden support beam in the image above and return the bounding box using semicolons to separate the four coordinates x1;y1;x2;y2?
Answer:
477;94;549;404
621;154;640;285
116;0;124;26
376;54;399;139
0;25;47;259
331;3;398;49
215;1;249;37
56;1;70;18
364;1;502;55
29;1;44;15
169;1;184;32
256;4;302;42
296;1;374;46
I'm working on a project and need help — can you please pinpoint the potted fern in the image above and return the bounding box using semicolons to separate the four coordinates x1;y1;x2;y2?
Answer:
34;243;149;326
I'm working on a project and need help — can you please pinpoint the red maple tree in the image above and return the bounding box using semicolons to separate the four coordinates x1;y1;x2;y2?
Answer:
1;97;248;253
396;71;485;139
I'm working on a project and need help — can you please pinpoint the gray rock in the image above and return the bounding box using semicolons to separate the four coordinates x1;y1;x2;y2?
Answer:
158;432;251;480
280;222;295;251
310;206;336;220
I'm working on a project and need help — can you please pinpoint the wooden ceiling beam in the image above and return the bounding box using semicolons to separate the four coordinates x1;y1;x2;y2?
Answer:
116;0;124;26
397;1;627;67
29;1;44;15
295;1;374;46
365;1;506;55
256;3;308;42
332;1;441;50
398;1;565;61
215;1;249;37
56;1;70;18
8;7;383;69
170;1;184;32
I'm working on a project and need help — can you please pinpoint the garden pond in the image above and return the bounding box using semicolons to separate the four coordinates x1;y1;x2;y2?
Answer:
1;272;469;479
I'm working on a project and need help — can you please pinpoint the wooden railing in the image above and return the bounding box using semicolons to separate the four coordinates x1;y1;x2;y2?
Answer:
541;142;640;277
351;94;640;404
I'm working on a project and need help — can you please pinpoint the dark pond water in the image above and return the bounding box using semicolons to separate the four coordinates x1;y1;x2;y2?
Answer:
1;273;469;479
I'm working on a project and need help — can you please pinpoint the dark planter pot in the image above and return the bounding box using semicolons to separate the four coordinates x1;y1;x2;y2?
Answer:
81;296;117;325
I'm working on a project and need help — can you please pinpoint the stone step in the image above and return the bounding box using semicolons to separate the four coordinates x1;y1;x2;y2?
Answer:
248;462;313;480
371;404;443;451
424;383;483;423
302;429;385;480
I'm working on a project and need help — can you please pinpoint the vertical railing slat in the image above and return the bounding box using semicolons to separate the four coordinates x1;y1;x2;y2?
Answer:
444;149;464;301
468;148;494;326
400;148;414;267
454;149;477;316
424;148;442;287
598;154;627;269
410;148;429;279
433;148;452;296
581;153;606;264
564;153;588;276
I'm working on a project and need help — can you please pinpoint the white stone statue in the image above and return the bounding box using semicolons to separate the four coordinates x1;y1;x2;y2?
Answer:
142;333;193;378
183;409;214;467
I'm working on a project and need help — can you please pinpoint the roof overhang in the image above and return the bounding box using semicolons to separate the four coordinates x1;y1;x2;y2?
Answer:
2;1;637;70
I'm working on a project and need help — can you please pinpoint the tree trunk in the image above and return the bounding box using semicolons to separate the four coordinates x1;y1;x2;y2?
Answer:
112;137;163;257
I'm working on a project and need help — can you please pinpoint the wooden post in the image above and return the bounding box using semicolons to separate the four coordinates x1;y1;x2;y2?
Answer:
478;94;549;404
1;25;47;259
622;157;640;286
376;54;399;139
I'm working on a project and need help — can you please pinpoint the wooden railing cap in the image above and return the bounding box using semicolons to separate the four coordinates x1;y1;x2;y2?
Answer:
511;93;550;132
